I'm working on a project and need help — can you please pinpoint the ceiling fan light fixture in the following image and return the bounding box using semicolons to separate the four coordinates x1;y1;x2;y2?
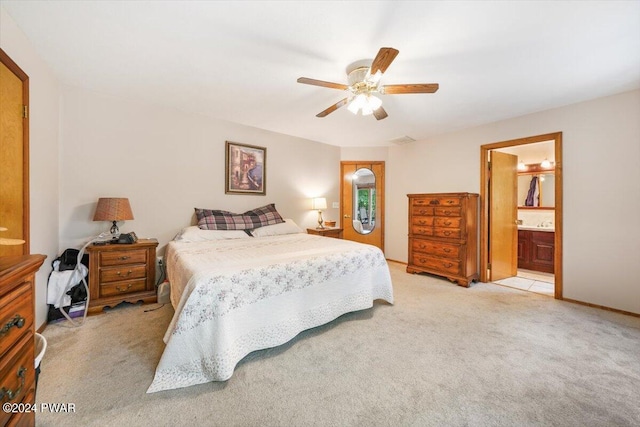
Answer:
348;94;367;114
368;95;382;110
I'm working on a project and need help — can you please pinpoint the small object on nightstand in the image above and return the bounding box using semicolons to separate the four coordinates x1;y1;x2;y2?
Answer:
307;227;343;239
324;220;336;227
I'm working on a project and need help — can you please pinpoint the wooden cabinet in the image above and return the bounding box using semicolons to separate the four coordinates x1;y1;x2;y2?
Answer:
86;240;158;314
306;228;343;239
1;254;46;427
407;193;479;287
517;230;554;273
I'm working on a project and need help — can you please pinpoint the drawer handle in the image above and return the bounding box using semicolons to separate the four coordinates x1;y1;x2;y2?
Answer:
444;231;452;236
119;256;130;260
116;284;133;292
443;262;453;268
116;270;133;276
1;314;26;336
418;220;428;225
446;200;455;205
429;200;440;205
443;210;452;215
444;248;451;253
444;221;452;226
419;210;428;215
0;366;26;401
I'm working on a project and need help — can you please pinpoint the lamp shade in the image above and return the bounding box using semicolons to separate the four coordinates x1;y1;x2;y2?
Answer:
93;198;134;221
312;197;327;210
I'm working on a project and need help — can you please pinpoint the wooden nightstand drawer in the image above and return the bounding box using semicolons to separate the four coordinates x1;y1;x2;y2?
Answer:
100;249;147;266
99;265;147;283
411;206;435;216
0;283;33;359
412;227;434;236
100;279;147;298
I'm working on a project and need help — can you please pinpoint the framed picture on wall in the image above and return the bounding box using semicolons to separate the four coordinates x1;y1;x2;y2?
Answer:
225;141;266;195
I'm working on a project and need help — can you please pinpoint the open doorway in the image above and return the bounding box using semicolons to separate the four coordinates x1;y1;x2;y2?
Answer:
480;132;563;299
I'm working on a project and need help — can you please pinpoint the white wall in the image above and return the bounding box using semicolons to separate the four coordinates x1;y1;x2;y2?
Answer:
1;6;61;329
58;86;341;254
385;90;640;314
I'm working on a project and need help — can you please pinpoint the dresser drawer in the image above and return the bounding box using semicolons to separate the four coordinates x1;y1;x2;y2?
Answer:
434;207;461;217
0;334;35;426
100;249;147;266
434;217;461;228
99;265;147;283
433;228;461;239
411;206;435;216
412;240;461;259
411;227;434;236
100;279;148;298
412;217;434;227
0;283;33;359
412;197;461;207
411;254;461;275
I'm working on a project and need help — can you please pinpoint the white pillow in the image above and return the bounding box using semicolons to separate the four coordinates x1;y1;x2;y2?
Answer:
174;226;250;242
250;219;303;237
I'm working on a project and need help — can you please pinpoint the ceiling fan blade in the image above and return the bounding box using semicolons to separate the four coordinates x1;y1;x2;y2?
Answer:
382;83;439;94
297;77;348;91
370;47;399;75
373;106;388;121
316;98;349;118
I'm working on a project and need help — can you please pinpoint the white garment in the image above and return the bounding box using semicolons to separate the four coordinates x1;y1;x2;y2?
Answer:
46;261;88;308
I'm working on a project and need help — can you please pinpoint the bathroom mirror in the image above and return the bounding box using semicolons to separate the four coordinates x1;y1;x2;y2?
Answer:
517;172;555;208
352;168;376;234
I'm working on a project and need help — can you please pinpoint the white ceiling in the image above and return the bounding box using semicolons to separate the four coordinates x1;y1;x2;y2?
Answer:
2;1;639;147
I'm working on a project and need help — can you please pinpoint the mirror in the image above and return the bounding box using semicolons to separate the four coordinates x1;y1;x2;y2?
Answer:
352;168;376;234
518;172;555;208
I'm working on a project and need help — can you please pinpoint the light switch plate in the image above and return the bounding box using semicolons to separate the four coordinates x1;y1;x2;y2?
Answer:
332;202;339;209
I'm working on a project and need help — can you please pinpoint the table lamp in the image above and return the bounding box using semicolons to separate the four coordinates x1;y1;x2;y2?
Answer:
93;198;134;235
312;197;327;229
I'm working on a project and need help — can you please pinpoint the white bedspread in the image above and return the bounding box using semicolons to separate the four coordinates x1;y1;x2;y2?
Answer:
147;233;393;393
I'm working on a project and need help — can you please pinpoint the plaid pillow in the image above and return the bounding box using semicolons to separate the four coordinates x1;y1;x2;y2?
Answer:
195;204;284;230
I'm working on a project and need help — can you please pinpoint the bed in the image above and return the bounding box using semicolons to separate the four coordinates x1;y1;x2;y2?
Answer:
147;220;393;393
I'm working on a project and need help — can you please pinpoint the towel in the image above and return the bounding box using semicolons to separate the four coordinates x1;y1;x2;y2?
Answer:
47;261;88;308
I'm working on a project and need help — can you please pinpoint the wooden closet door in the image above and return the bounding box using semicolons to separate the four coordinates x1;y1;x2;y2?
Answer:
0;49;29;256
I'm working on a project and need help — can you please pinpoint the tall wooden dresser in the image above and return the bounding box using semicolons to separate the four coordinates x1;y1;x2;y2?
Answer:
1;254;46;427
407;193;479;287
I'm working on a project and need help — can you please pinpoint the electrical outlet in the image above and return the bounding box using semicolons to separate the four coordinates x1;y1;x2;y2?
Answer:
156;256;164;266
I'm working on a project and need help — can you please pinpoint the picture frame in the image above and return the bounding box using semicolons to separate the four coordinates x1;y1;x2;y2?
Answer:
225;141;266;195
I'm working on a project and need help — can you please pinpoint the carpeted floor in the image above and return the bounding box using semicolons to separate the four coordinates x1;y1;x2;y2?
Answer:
36;262;640;426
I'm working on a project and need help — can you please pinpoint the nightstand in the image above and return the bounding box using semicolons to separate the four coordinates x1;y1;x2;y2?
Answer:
86;239;158;314
307;227;343;239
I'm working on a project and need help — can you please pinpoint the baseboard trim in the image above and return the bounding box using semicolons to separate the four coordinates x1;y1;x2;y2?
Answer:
37;321;47;333
561;297;639;318
385;258;406;266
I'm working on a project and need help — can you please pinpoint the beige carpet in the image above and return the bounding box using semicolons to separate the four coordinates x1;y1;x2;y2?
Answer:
36;262;640;426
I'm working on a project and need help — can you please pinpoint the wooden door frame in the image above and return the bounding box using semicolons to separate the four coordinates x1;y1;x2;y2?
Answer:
340;161;385;252
0;48;30;254
480;132;563;299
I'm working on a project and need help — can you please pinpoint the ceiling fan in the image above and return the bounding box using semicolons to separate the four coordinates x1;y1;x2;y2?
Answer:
297;47;439;120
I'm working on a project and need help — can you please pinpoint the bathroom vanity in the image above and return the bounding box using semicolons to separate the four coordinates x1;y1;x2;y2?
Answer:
517;227;555;273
